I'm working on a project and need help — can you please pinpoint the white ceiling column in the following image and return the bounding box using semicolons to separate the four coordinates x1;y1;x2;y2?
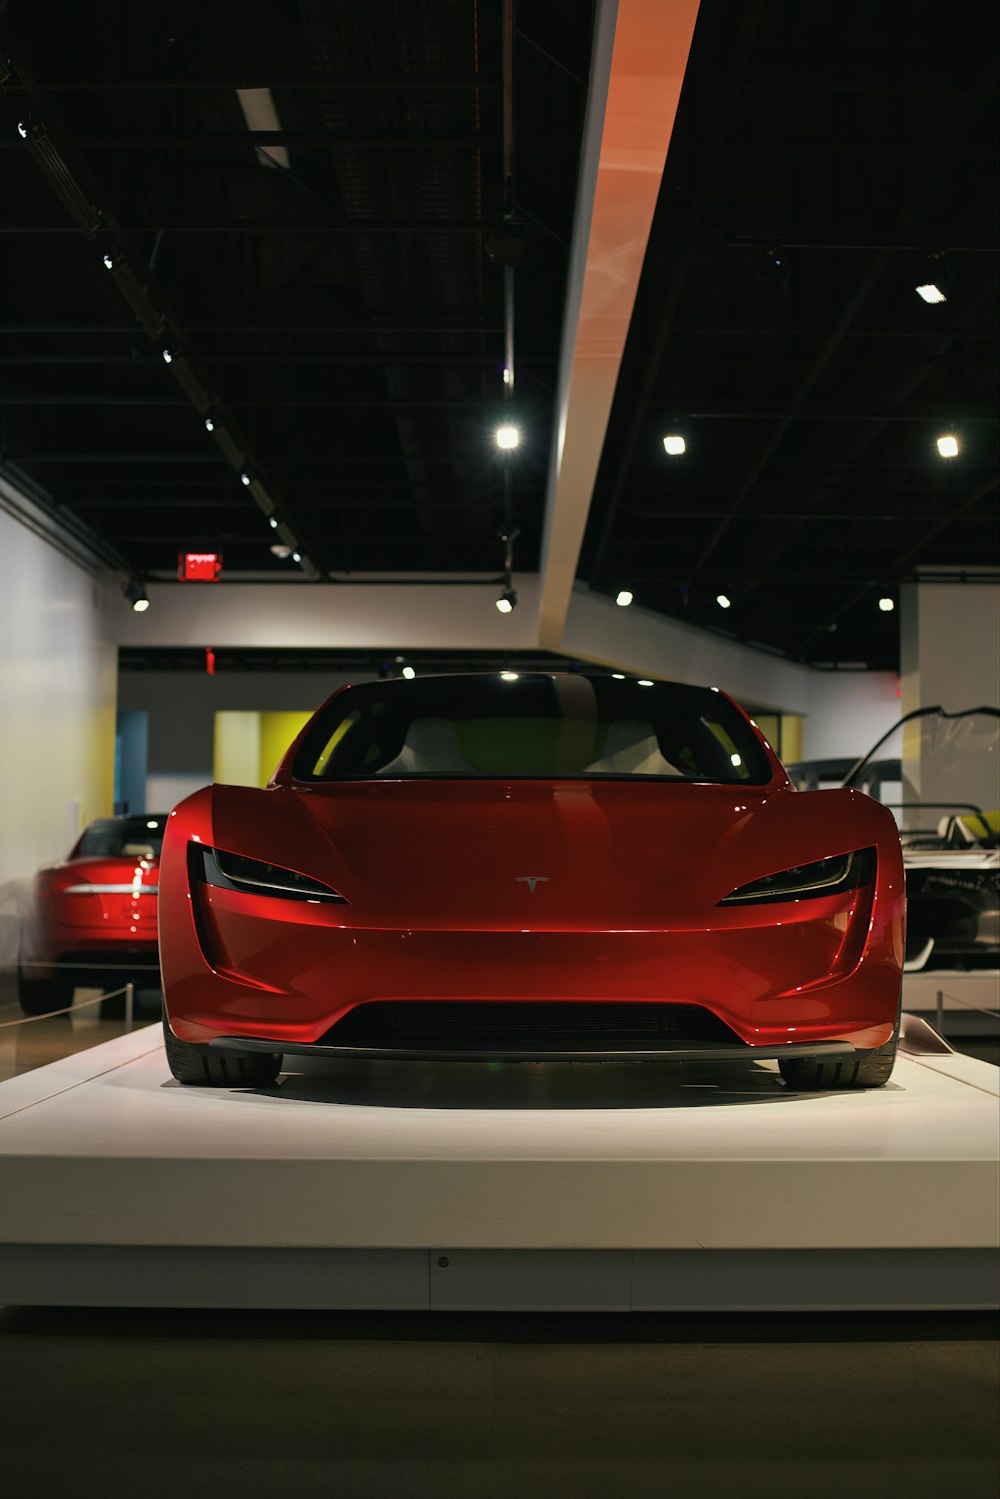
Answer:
537;0;701;650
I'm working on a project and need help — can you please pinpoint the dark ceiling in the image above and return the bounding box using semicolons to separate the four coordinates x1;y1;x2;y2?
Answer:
1;0;997;672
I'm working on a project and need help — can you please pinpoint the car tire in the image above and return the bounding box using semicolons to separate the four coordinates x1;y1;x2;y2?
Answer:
161;1010;282;1088
16;963;74;1017
778;1003;901;1091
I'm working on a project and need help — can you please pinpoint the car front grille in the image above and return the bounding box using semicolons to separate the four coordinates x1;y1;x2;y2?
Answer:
317;1001;743;1053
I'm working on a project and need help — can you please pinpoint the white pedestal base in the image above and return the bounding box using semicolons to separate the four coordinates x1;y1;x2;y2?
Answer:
1;1022;996;1310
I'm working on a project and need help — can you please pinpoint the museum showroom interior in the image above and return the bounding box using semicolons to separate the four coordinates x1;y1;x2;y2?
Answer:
0;0;998;1495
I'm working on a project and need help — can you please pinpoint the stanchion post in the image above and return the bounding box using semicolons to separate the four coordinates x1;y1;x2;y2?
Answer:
125;981;134;1031
936;989;944;1036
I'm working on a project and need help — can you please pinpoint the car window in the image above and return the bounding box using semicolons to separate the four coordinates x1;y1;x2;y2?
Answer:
76;817;167;858
294;676;773;784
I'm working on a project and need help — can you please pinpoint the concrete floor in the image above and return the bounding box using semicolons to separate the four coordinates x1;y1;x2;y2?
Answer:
0;1306;996;1498
1;968;997;1497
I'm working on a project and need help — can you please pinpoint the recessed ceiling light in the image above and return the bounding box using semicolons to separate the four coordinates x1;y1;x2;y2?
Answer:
240;471;253;486
915;283;947;304
878;597;895;612
611;673;625;680
500;671;519;681
716;594;732;609
936;434;959;458
495;425;520;450
161;348;174;364
662;434;686;456
637;679;654;687
401;666;416;680
615;590;634;608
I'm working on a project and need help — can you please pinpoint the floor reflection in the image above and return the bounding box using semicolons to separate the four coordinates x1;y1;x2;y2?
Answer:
270;1054;799;1110
0;972;162;1083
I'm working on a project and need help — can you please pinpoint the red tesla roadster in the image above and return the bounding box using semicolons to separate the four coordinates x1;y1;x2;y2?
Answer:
19;814;165;1013
159;674;905;1090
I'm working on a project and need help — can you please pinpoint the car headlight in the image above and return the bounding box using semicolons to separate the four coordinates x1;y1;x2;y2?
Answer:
719;847;876;906
190;844;347;904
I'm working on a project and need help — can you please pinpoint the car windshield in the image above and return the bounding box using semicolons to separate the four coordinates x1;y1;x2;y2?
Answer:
75;816;167;859
292;675;773;784
845;708;1000;848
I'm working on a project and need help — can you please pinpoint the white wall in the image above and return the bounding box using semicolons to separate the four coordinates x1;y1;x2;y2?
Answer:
114;577;543;651
797;671;901;761
900;580;1000;715
0;495;118;964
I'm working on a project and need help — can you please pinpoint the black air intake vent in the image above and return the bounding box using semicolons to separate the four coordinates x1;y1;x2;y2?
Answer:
319;1001;743;1053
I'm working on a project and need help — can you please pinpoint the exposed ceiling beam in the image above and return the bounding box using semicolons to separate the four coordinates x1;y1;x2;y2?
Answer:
685;73;997;581
791;475;1000;655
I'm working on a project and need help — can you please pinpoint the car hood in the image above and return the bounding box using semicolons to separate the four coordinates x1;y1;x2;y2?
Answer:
209;780;889;931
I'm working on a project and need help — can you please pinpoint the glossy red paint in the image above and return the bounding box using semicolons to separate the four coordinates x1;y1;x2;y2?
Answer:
20;857;160;983
160;741;905;1055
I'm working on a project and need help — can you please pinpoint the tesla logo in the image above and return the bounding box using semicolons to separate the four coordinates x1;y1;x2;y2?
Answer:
515;876;550;893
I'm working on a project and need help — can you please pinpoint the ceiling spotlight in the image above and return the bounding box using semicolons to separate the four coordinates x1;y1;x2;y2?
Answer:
496;586;517;613
122;581;149;613
757;246;786;278
16;122;28;140
268;516;278;528
615;590;634;608
102;252;115;271
915;252;948;304
502;367;512;386
204;415;215;433
716;593;732;609
878;596;895;613
270;543;293;559
500;671;519;681
662;434;686;456
291;551;302;563
495;425;520;450
240;470;253;486
936;434;959;458
401;666;416;680
161;348;174;365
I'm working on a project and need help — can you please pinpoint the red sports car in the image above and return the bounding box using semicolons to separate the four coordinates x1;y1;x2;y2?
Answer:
159;674;905;1090
18;814;165;1014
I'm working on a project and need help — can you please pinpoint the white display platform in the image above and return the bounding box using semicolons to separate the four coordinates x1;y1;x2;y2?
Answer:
0;1019;997;1311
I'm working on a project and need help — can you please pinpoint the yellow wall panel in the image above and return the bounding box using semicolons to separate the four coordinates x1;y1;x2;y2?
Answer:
259;711;312;786
213;712;261;787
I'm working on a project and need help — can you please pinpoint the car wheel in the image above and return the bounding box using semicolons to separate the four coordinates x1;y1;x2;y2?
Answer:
161;1009;282;1087
778;1002;901;1091
16;963;74;1017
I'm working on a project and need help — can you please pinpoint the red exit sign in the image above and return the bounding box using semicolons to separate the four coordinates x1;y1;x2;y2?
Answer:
178;552;222;581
